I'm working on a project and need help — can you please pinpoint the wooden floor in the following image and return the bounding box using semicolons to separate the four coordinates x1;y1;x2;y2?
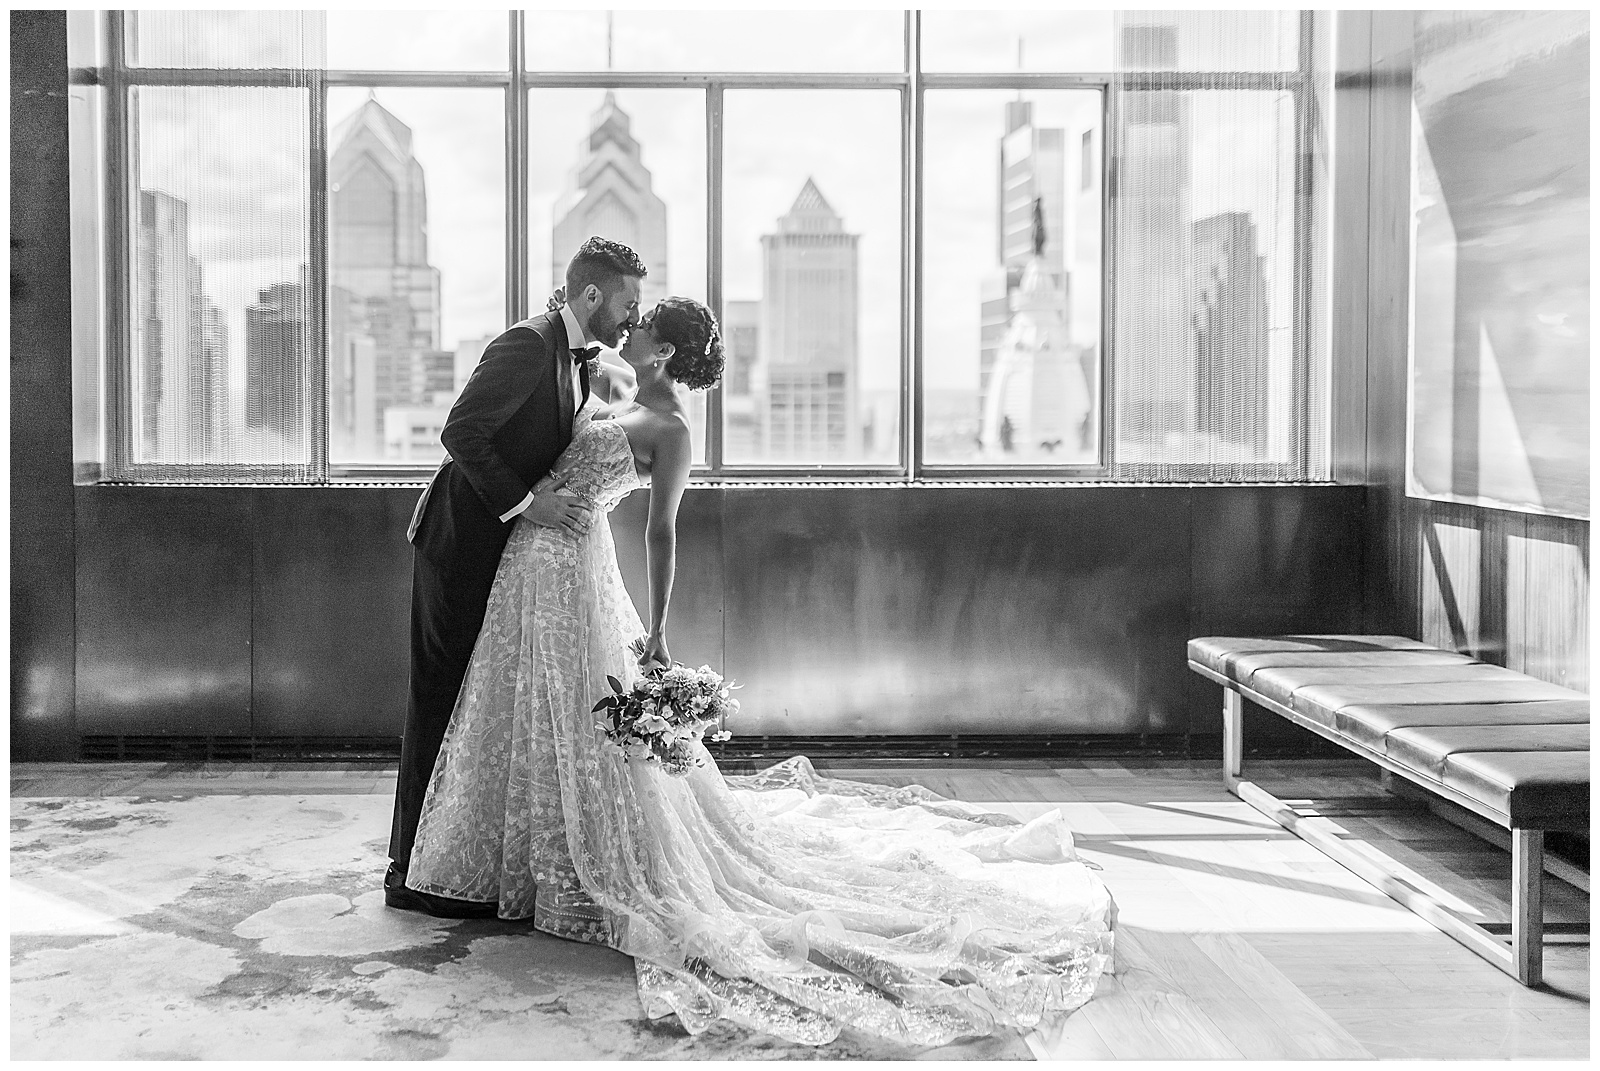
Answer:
11;757;1590;1060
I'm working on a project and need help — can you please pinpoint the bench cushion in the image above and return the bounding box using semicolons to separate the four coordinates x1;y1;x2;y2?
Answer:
1229;650;1476;679
1248;662;1520;708
1292;678;1588;730
1333;700;1593;751
1187;635;1436;678
1385;723;1592;778
1442;751;1592;829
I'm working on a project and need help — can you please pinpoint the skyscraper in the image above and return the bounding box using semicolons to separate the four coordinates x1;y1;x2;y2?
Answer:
1193;212;1269;456
551;92;669;305
327;95;452;460
757;178;860;461
245;278;308;447
133;189;231;462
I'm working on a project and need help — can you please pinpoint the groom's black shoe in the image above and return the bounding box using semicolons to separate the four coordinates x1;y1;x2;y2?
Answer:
384;864;499;919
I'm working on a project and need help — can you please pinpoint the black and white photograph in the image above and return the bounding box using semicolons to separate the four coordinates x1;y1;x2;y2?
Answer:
9;5;1591;1061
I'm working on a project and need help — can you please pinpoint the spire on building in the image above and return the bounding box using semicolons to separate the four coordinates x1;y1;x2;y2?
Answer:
331;94;414;165
778;177;843;234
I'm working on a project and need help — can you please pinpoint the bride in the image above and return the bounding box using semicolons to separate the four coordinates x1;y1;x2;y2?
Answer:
405;296;1115;1047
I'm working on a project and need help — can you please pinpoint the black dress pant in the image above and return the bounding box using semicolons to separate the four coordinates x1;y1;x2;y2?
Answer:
388;547;499;872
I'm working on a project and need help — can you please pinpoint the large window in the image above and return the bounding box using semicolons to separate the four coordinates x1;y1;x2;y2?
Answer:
84;10;1329;483
922;88;1104;466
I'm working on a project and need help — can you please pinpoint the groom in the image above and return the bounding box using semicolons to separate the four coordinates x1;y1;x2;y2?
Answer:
385;236;648;917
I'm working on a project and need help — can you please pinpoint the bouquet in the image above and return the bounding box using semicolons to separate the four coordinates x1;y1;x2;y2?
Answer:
593;651;740;776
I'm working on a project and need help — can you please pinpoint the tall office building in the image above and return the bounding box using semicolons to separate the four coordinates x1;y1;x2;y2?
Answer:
1193;211;1268;455
552;92;669;306
327;95;452;460
1113;23;1196;458
757;179;860;461
245;278;308;446
133;189;231;462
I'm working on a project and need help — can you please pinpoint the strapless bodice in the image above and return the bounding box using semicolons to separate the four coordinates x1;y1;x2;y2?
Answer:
532;409;642;515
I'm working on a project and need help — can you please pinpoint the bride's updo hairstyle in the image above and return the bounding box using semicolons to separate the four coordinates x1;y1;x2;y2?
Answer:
650;297;724;392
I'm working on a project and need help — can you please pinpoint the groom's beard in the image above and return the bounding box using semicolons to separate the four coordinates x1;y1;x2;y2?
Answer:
589;310;627;348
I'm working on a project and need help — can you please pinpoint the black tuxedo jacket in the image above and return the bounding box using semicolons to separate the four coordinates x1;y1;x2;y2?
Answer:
407;311;590;575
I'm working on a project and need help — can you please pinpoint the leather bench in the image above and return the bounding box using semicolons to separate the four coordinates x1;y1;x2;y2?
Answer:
1188;634;1590;986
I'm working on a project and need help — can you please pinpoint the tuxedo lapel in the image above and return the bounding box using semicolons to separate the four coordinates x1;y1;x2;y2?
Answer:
504;310;577;441
550;312;576;444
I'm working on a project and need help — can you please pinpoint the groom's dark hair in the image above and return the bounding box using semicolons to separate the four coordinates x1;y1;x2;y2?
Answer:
565;236;647;300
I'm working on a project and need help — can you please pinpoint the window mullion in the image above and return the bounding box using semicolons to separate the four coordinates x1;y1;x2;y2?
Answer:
1101;83;1117;473
706;83;724;475
1291;9;1314;479
104;10;133;477
905;9;920;481
508;9;528;324
309;70;329;480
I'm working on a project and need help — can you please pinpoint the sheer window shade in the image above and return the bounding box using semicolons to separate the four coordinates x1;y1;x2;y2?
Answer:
115;12;323;481
1109;10;1330;481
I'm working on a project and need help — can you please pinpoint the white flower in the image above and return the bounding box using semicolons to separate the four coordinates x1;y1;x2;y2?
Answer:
710;730;732;743
635;714;670;735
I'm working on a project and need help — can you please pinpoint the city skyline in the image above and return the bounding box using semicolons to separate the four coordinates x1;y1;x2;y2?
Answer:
125;11;1298;396
257;90;880;465
138;83;1270;468
125;13;1299;468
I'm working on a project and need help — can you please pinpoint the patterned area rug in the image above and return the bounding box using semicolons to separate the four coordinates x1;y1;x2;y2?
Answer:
10;794;1033;1060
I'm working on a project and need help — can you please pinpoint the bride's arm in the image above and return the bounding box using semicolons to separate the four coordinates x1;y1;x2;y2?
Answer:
588;351;637;406
637;422;693;669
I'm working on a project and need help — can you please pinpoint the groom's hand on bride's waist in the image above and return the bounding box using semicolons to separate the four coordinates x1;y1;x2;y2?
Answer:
521;476;590;535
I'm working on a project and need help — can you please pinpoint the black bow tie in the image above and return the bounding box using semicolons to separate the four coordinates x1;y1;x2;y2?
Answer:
569;345;600;363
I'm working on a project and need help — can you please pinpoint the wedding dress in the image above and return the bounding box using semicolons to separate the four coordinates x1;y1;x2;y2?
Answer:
407;402;1116;1047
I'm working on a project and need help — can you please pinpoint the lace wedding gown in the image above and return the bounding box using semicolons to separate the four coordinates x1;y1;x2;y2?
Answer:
407;403;1116;1047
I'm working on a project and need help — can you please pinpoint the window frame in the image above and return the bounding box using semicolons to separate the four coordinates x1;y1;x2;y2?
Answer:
93;10;1320;485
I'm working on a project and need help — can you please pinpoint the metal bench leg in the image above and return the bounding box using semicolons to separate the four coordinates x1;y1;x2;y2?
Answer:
1512;829;1544;986
1221;688;1243;791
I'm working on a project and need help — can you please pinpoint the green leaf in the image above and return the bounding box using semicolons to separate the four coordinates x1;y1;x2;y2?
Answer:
607;674;624;694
